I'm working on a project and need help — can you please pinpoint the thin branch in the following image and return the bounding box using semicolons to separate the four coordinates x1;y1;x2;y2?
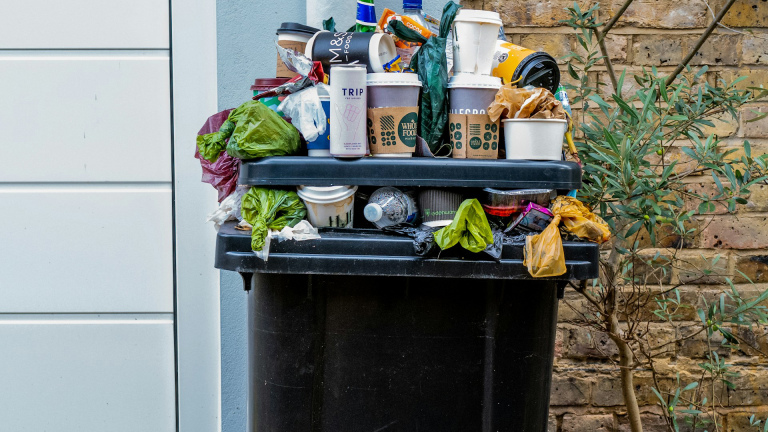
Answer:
600;0;635;38
665;0;738;86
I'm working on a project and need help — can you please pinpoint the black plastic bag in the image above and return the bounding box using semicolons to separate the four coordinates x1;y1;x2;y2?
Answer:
390;1;460;155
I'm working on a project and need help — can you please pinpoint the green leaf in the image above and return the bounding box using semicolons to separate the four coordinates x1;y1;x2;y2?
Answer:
746;109;768;123
683;382;699;391
612;94;640;122
625;220;645;238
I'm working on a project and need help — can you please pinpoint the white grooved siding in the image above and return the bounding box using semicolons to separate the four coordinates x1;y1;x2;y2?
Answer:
0;0;220;429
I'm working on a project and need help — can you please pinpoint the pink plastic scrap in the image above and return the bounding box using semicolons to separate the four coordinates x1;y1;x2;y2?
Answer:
195;109;240;203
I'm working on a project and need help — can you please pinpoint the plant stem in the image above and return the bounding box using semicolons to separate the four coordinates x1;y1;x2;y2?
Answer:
600;0;635;39
665;0;738;86
595;27;619;92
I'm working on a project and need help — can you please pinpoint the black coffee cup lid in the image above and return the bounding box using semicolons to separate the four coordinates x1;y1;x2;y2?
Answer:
277;22;321;36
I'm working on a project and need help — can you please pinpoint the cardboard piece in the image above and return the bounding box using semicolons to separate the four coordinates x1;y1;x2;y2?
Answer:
276;40;306;78
367;107;418;154
448;113;500;159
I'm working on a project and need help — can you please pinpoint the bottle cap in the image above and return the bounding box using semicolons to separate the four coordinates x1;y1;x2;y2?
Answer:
403;0;422;9
364;203;384;222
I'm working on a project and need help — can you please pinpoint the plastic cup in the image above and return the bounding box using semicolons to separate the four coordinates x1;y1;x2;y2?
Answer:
502;119;568;161
366;73;422;157
296;185;358;228
451;10;503;75
276;23;320;78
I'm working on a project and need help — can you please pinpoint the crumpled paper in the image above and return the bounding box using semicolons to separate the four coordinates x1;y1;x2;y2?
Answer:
206;186;249;230
254;220;321;261
488;84;567;122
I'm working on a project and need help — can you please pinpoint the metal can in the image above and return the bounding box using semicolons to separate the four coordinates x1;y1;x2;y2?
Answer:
329;64;368;157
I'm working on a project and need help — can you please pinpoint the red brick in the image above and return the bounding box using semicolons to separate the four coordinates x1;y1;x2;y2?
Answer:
565;327;619;358
592;375;624;406
718;0;768;28
700;216;768;249
734;254;768;283
688;35;742;66
632;35;684;66
743;34;768;65
608;0;708;28
550;375;591;406
742;106;768;139
562;414;614;432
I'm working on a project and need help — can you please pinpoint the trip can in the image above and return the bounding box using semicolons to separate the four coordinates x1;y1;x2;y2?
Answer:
329;64;368;157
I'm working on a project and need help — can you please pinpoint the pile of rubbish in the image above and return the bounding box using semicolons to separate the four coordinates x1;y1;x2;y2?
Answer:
195;0;608;277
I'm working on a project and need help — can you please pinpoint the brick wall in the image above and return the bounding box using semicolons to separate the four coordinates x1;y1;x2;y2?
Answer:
460;0;768;430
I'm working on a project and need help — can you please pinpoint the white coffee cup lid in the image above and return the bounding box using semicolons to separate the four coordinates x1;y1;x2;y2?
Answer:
297;185;357;203
367;73;422;87
453;9;502;25
363;203;384;222
447;73;502;89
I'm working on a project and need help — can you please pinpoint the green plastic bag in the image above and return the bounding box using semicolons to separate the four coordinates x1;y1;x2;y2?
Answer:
434;199;494;253
197;100;301;162
241;187;307;251
390;1;461;155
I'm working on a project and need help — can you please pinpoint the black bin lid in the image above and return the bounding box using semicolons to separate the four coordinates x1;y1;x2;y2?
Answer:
277;22;321;36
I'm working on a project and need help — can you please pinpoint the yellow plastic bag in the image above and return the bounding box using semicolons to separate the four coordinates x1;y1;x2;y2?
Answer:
523;196;610;277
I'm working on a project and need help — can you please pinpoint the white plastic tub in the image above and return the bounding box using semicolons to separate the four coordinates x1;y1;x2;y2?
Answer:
502;119;567;160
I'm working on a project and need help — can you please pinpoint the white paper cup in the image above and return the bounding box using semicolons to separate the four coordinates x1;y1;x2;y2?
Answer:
502;119;567;160
297;185;358;228
452;10;503;75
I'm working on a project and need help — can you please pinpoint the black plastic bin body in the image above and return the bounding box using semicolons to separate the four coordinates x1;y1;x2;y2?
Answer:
215;157;599;432
248;273;560;432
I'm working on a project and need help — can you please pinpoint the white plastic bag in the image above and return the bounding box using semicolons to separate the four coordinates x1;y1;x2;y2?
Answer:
254;220;321;261
278;84;329;142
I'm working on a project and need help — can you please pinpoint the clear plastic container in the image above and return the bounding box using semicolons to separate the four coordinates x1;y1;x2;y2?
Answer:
363;187;418;228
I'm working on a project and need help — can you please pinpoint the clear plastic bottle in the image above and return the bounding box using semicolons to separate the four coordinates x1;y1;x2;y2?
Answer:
363;187;418;229
402;0;429;29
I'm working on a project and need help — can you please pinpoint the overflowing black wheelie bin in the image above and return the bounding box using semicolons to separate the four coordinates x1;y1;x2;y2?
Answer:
215;157;599;432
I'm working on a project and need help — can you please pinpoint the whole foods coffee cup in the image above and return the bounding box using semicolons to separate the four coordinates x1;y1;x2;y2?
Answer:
366;73;421;158
418;189;463;227
306;31;397;73
296;185;358;228
492;41;560;92
451;10;503;75
447;73;502;159
276;22;320;78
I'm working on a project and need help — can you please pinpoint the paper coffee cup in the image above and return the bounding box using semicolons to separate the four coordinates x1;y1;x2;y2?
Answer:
447;74;502;159
297;185;357;228
276;23;320;78
503;119;567;161
418;189;463;227
451;10;502;75
366;73;421;157
306;31;397;73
